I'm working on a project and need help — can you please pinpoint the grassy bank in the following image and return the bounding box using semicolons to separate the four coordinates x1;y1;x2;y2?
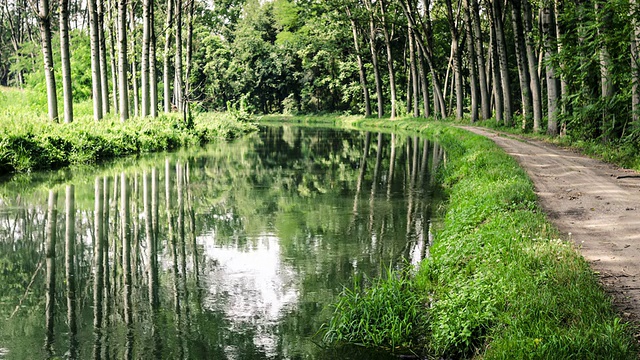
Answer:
0;88;257;175
268;116;637;358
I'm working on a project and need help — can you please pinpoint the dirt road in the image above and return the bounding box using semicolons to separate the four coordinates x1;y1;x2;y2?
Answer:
462;127;640;322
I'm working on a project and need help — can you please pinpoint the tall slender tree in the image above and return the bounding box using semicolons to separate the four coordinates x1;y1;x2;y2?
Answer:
523;0;543;132
163;0;174;112
445;0;463;119
59;0;73;123
346;5;372;117
141;0;151;117
88;0;103;120
470;0;490;120
542;2;559;136
118;0;129;121
463;0;479;122
98;0;110;114
174;0;184;112
380;0;397;119
511;0;532;129
35;0;58;121
633;0;640;124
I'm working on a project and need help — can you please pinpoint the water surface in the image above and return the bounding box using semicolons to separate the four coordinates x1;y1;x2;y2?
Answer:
0;126;443;359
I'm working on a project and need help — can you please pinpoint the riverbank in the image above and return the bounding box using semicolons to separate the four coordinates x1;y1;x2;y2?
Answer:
0;88;257;176
264;116;638;358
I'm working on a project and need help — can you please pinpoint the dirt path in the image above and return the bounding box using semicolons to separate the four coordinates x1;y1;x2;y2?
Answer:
462;127;640;322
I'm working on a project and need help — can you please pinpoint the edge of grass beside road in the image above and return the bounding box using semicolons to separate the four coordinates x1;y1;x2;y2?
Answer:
265;115;638;359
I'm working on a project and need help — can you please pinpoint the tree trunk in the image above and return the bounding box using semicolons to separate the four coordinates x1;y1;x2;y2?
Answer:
470;0;490;120
98;0;110;114
129;5;138;117
149;1;157;117
491;0;512;125
554;0;567;117
408;24;420;117
346;7;371;117
418;44;430;118
183;0;195;123
88;0;103;120
596;1;613;137
542;4;559;136
632;0;640;124
141;0;150;117
37;0;58;121
488;7;503;124
445;0;463;120
118;0;129;121
380;0;397;119
60;0;73;123
174;0;184;113
463;0;479;122
107;0;119;113
510;0;532;129
364;0;383;118
523;0;542;132
163;0;174;112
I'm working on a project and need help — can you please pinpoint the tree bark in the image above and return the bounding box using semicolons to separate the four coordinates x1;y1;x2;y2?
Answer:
163;0;174;112
60;0;73;123
118;0;129;121
107;0;119;113
445;0;463;120
88;0;103;120
346;6;371;117
632;0;640;124
183;0;195;123
37;0;58;121
380;0;397;119
129;5;138;117
470;0;490;120
141;0;151;117
523;0;542;132
595;1;613;137
491;0;512;125
463;0;479;122
174;0;184;113
542;4;559;136
98;0;110;114
408;24;420;117
149;0;157;117
554;0;567;117
488;5;503;124
510;0;532;129
417;44;430;118
363;0;383;118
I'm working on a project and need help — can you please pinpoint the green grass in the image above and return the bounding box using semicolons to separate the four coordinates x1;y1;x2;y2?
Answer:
0;87;257;175
302;116;639;359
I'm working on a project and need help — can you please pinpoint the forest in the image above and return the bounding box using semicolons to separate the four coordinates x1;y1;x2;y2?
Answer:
1;0;639;143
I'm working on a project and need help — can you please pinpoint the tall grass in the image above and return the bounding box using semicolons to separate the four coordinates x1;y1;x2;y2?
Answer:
0;87;257;174
319;117;638;359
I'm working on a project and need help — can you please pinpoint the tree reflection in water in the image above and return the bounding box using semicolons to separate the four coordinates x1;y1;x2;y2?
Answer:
0;126;443;359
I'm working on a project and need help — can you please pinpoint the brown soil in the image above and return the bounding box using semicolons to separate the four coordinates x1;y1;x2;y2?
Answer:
462;127;640;325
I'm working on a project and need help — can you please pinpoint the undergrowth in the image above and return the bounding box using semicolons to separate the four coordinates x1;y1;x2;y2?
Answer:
0;87;257;175
317;117;638;359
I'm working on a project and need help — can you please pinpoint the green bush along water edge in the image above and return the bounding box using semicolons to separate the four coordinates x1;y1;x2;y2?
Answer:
0;87;257;176
263;116;637;359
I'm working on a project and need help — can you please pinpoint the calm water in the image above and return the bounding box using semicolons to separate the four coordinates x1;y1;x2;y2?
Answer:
0;126;443;359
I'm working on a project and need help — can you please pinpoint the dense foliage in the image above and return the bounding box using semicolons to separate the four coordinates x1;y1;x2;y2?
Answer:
4;0;640;145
